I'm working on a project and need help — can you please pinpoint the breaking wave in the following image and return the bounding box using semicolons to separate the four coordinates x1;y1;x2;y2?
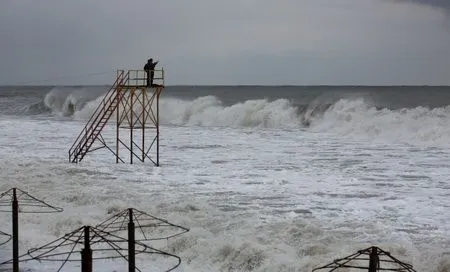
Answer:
156;96;450;145
310;99;450;144
26;91;450;145
44;88;90;116
162;96;450;145
23;87;100;117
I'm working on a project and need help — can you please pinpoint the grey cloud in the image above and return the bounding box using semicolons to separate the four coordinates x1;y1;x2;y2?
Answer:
1;0;450;85
391;0;450;10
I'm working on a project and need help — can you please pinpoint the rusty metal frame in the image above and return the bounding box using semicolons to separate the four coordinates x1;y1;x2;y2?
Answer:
0;188;63;272
68;69;164;165
114;84;163;165
312;246;417;272
10;225;181;272
0;231;11;246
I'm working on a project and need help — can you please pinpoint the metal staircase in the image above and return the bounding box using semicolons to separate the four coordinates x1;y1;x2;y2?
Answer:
68;71;129;163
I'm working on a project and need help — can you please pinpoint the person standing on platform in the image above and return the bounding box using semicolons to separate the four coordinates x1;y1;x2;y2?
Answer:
144;58;159;87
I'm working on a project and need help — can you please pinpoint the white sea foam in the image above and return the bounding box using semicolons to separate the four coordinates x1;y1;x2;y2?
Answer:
159;96;301;128
335;100;450;146
2;87;449;271
0;115;448;271
68;93;450;147
43;88;80;116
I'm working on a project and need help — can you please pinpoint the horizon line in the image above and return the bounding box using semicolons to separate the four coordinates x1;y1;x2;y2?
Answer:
1;84;450;87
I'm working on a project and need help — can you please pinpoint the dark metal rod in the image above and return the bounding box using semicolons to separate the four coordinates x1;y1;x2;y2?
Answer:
12;188;19;272
156;89;160;166
81;226;92;272
368;246;379;272
128;208;135;272
130;90;134;164
142;90;145;162
116;88;120;164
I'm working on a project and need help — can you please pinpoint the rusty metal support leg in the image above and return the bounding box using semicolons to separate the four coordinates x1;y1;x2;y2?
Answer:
128;208;136;272
142;90;145;162
81;226;92;272
156;89;160;166
12;188;19;272
78;70;165;165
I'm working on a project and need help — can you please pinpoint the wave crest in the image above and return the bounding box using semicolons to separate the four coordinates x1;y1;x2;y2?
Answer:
43;88;86;116
160;96;302;128
311;98;450;144
26;90;450;145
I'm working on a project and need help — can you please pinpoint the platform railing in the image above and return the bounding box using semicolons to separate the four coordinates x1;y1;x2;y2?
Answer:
118;69;164;87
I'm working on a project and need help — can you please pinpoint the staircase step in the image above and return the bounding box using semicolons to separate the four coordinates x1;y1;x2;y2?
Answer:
69;79;124;163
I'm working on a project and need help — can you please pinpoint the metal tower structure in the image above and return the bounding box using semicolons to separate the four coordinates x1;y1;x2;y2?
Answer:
0;188;63;272
20;225;181;272
68;69;164;165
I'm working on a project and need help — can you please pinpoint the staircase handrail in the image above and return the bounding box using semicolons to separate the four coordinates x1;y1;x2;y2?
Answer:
68;70;128;160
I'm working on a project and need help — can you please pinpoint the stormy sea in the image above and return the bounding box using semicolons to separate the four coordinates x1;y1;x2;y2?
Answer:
0;85;449;271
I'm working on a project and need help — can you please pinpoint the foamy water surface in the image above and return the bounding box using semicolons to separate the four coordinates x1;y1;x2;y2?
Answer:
0;112;449;271
0;86;449;271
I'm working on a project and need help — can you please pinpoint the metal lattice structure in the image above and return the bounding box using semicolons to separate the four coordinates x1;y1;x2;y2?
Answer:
95;208;189;272
96;208;189;241
312;246;417;272
0;188;63;272
0;188;63;213
69;69;165;165
2;225;181;272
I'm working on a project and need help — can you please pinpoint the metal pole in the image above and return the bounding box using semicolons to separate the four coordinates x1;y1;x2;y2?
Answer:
81;226;92;272
368;246;379;272
116;87;120;164
130;89;134;164
142;89;145;162
12;188;19;272
156;88;160;166
128;208;136;272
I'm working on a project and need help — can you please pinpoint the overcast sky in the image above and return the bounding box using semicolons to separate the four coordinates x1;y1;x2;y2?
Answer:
1;0;449;85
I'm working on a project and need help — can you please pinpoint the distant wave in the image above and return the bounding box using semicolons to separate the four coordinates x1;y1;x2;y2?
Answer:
44;88;85;116
159;96;305;128
158;96;450;145
309;98;450;144
25;101;52;115
23;88;92;116
22;90;450;145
